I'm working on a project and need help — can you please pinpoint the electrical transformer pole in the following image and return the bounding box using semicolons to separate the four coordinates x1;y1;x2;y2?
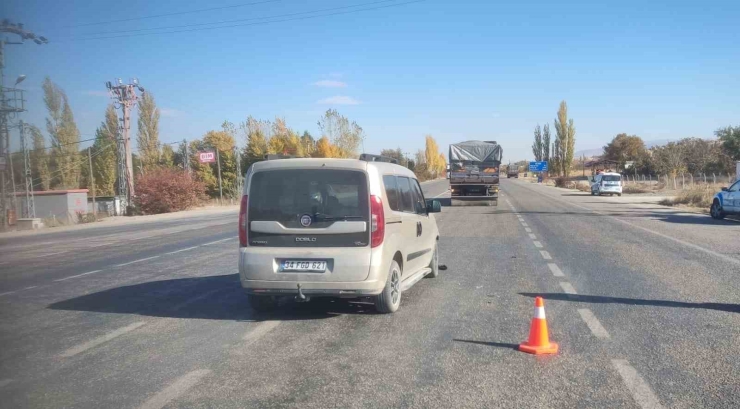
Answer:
20;121;34;218
107;79;144;214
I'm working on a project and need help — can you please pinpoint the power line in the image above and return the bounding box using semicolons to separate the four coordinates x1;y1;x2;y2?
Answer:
69;0;398;37
67;0;282;28
68;0;425;41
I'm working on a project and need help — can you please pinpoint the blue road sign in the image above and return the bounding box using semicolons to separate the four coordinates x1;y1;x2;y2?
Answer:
529;161;548;172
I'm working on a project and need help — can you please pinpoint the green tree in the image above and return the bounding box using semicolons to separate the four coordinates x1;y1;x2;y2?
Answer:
43;78;81;189
136;92;161;172
160;144;175;168
652;142;687;177
90;105;118;196
554;101;576;176
542;123;551;164
242;116;270;169
603;134;647;167
380;147;408;167
716;125;740;161
532;125;543;161
28;125;51;190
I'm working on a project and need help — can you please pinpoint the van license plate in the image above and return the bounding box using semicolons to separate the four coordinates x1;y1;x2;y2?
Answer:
281;261;326;272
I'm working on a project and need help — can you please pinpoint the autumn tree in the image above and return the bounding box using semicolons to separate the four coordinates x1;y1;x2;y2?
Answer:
380;147;408;167
43;77;81;189
716;125;740;161
28;125;51;190
532;125;543;161
603;134;647;167
317;109;363;158
314;136;338;158
160;144;175;168
553;101;576;176
90;105;119;196
136;92;161;172
424;135;444;178
242;116;270;169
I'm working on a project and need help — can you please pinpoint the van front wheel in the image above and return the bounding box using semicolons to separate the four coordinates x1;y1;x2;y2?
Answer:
375;261;401;313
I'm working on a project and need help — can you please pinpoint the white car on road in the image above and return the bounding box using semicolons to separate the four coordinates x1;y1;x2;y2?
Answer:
591;172;623;197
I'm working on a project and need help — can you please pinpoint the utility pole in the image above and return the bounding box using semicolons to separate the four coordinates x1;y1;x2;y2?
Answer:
216;148;223;205
183;139;190;174
19;121;34;218
234;145;242;194
88;147;96;221
0;20;47;229
107;78;144;215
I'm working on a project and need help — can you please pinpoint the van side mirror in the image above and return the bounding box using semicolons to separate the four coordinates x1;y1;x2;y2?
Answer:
426;199;442;213
721;187;728;192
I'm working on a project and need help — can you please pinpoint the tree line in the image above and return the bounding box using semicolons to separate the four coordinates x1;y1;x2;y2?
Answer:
531;100;577;176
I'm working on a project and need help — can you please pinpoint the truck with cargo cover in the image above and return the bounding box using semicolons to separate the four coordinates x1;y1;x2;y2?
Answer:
449;140;503;206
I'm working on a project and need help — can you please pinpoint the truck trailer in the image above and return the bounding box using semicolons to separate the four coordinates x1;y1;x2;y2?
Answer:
449;140;503;206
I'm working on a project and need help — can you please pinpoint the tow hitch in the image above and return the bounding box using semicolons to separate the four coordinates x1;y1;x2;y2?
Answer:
295;284;310;302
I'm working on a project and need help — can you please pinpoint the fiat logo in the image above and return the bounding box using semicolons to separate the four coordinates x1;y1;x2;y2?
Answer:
300;214;312;227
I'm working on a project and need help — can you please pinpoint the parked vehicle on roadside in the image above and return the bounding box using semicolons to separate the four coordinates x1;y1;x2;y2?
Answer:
591;172;623;196
238;154;442;314
710;180;740;220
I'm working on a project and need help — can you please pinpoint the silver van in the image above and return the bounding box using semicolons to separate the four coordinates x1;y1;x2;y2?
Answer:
238;155;442;313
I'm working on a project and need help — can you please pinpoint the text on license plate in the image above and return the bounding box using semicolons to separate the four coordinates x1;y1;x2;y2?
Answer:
282;261;326;272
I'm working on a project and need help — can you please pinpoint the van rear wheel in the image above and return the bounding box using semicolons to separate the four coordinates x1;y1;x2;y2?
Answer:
375;261;401;313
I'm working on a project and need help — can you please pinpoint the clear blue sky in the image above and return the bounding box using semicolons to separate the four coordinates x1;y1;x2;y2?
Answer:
3;0;738;162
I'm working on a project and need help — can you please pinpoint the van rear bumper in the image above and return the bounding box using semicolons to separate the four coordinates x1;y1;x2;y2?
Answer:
241;278;384;297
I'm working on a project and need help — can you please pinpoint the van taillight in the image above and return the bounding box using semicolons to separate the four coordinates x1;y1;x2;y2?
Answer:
239;195;248;247
370;195;385;248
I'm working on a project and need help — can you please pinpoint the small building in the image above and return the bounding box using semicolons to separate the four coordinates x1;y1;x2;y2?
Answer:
15;189;89;224
87;196;125;217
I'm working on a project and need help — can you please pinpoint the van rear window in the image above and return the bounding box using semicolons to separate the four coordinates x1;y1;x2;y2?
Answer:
602;175;621;181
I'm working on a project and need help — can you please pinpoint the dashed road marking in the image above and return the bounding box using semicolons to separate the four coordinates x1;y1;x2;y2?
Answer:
533;241;543;248
547;263;565;277
202;237;235;246
54;270;103;282
521;222;528;227
37;251;68;258
433;189;451;198
165;246;199;255
60;321;147;358
115;255;160;267
578;309;610;339
524;227;532;233
612;359;665;409
559;282;577;294
137;369;211;409
23;286;37;290
540;250;552;260
243;320;281;346
528;233;537;239
0;291;16;297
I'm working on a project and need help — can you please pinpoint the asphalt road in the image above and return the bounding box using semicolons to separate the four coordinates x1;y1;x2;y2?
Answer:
1;178;739;408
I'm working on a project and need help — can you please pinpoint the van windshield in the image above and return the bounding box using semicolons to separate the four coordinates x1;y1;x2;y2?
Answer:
249;169;369;229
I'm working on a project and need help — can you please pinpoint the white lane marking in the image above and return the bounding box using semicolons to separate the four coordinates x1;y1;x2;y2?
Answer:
578;309;610;339
535;188;740;267
137;369;211;409
243;320;281;346
0;291;16;297
521;222;528;227
528;233;537;239
202;237;234;246
54;270;103;282
533;241;543;248
165;246;200;255
540;250;552;260
0;378;13;388
37;251;68;258
612;359;666;409
23;286;38;290
433;189;451;198
525;227;532;233
115;255;160;267
547;263;565;277
60;321;147;358
559;282;577;294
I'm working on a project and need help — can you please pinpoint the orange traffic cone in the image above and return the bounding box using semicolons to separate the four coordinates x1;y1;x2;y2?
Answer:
519;296;558;355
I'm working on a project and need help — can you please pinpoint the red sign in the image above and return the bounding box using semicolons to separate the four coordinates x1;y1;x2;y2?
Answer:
198;151;216;163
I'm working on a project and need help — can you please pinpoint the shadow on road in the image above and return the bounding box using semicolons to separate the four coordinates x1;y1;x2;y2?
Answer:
519;293;740;314
452;339;519;350
48;274;378;321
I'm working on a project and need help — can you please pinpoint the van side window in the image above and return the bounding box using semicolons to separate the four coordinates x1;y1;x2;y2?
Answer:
397;177;415;213
382;175;400;211
411;179;427;215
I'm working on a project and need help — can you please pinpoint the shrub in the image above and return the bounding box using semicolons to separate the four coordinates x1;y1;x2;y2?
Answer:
576;181;591;192
135;168;206;214
622;184;649;194
660;187;714;208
